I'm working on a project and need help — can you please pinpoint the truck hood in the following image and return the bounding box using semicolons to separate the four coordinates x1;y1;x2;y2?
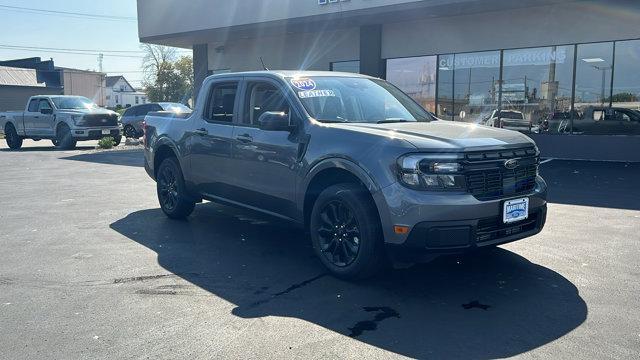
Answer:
57;108;117;116
333;120;535;151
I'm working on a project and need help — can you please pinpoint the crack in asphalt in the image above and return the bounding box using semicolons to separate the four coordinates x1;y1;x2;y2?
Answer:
248;273;327;308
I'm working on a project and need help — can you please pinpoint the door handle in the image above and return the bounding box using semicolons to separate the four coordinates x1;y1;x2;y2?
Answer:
194;128;208;136
34;116;40;119
236;134;253;143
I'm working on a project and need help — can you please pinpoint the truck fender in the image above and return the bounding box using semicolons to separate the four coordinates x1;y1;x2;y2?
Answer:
297;157;387;225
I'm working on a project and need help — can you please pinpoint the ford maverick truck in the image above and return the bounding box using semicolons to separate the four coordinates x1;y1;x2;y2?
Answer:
143;71;547;279
0;95;121;150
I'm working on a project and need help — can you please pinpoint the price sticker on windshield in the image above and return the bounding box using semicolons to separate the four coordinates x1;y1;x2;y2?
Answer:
291;78;316;91
298;90;336;99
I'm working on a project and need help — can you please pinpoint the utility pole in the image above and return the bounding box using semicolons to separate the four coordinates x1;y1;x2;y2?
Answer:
97;53;104;73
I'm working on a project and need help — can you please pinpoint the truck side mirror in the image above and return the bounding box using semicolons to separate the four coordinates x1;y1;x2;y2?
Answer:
40;108;53;115
258;111;293;131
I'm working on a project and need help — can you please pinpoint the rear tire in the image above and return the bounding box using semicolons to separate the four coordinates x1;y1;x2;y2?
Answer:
5;124;23;150
112;134;122;146
156;157;195;220
124;125;138;139
56;124;76;150
310;183;386;280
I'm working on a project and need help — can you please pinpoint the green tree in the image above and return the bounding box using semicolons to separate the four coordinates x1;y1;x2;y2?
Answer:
141;45;193;103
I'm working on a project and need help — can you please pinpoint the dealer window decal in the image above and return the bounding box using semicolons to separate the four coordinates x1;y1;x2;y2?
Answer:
291;78;317;91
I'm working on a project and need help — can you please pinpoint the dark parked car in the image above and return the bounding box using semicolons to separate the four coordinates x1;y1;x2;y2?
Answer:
143;71;547;279
573;107;640;135
121;102;191;138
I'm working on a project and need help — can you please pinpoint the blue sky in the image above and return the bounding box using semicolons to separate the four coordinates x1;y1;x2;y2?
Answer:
0;0;188;87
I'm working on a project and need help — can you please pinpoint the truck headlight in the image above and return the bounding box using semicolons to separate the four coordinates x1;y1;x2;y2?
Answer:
397;154;466;191
71;115;84;126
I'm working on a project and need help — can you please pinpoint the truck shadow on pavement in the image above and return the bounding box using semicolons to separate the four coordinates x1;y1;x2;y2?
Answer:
62;149;144;168
1;145;96;152
110;203;587;359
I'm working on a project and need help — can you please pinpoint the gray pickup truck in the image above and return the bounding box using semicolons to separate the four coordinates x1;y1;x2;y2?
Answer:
0;95;121;150
143;71;547;279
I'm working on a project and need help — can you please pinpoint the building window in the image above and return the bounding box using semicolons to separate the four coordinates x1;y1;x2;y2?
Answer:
501;45;575;134
386;56;437;113
611;40;640;135
437;51;501;123
574;42;614;135
115;95;119;104
135;96;139;105
331;61;360;74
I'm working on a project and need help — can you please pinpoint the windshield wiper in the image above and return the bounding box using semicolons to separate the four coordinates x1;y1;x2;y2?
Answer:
376;119;411;124
317;119;349;123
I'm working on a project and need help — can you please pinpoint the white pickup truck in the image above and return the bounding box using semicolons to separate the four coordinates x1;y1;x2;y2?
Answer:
0;95;121;150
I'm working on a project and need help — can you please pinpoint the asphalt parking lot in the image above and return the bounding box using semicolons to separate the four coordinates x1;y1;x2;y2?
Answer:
1;140;639;359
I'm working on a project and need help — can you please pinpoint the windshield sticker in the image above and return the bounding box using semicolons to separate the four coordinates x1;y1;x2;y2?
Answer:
291;78;316;91
298;90;336;99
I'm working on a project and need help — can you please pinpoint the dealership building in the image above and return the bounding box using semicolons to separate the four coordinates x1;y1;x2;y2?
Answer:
137;0;640;161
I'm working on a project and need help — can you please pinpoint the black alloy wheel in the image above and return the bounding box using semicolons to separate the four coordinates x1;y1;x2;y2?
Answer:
158;164;179;212
156;157;195;219
5;124;23;150
317;200;361;267
310;183;386;280
124;125;138;139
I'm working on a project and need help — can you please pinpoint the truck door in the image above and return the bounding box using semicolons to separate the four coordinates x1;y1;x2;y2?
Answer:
34;99;55;137
188;80;240;197
229;79;301;218
23;98;40;134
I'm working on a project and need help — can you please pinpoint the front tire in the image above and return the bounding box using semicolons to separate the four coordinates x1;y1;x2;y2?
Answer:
5;124;23;150
112;134;122;146
156;157;195;220
56;124;77;150
310;183;386;280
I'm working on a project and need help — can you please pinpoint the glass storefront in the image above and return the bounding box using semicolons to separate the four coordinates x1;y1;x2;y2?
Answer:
502;46;574;134
386;39;640;136
386;56;437;112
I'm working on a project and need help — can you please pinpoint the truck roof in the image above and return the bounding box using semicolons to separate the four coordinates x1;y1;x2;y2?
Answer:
207;70;377;81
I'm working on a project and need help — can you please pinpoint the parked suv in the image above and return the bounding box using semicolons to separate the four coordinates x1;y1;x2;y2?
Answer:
121;102;191;138
143;71;547;279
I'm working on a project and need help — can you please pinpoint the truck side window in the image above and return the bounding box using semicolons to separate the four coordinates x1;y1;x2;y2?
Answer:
243;82;290;126
204;83;238;123
27;99;39;112
38;100;52;112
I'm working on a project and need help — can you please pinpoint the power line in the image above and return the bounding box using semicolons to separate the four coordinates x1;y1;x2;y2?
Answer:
0;44;146;54
0;46;144;59
0;4;137;21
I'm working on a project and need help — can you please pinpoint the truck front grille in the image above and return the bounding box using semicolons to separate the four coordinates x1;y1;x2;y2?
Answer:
463;147;538;200
80;114;118;127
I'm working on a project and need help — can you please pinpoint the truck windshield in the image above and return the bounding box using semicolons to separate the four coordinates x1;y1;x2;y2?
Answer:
288;76;432;123
52;97;98;110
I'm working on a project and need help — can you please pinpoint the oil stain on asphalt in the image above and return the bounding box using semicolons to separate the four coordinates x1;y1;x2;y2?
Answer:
462;300;491;310
348;307;400;338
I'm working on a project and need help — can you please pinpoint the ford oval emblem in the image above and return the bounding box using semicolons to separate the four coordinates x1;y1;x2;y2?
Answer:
101;118;107;123
504;159;519;170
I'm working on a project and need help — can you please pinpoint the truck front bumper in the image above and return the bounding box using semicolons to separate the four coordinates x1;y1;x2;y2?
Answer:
373;176;548;259
71;127;121;140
